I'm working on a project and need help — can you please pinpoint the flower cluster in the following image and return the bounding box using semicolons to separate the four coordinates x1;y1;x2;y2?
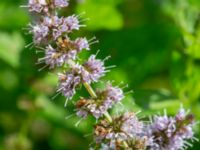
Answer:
94;113;152;149
76;83;124;119
147;108;196;150
81;55;106;84
38;37;90;69
28;0;69;13
25;0;197;149
29;15;81;44
57;67;81;99
57;56;106;99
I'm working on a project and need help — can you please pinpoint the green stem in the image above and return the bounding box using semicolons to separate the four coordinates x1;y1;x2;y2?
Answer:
83;82;97;98
104;111;113;123
83;82;113;123
123;141;129;149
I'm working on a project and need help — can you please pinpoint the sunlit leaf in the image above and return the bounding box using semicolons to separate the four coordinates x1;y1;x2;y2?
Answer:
0;4;29;29
76;0;123;30
0;32;25;67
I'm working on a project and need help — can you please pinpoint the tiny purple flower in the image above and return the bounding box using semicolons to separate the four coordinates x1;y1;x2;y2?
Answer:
121;112;143;138
28;0;47;13
43;45;65;69
31;24;49;44
100;83;124;103
175;107;187;121
81;55;105;83
65;15;80;31
54;0;69;8
57;66;82;99
74;37;90;52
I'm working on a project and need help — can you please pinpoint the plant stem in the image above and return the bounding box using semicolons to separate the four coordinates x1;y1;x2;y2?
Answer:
104;111;113;123
83;82;97;98
83;82;113;123
123;141;129;149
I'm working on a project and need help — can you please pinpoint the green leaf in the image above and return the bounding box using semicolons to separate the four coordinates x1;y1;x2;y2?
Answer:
0;69;18;90
0;32;25;67
0;4;29;29
76;0;123;30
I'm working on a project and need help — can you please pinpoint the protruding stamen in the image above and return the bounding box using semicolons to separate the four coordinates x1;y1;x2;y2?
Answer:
38;64;48;71
65;114;75;120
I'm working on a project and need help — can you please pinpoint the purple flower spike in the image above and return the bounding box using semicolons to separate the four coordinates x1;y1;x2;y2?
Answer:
25;0;197;149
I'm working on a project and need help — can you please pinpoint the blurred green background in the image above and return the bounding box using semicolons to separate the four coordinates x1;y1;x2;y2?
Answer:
0;0;200;149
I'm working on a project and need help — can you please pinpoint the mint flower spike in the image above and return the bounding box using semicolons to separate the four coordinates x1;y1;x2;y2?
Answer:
147;108;197;150
25;0;198;149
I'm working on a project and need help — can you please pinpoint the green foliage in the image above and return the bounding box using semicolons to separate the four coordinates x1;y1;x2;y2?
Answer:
0;3;29;29
0;69;18;90
0;32;25;67
76;0;123;30
161;0;200;123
